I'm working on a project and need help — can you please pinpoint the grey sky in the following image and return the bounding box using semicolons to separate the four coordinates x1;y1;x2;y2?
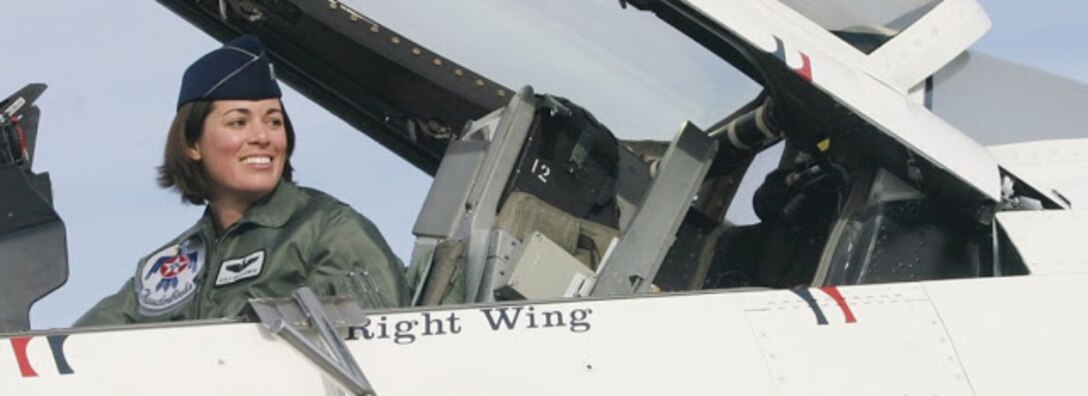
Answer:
2;0;1084;329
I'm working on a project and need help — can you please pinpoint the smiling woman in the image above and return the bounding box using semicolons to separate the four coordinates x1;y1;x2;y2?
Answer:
73;35;410;326
167;99;293;228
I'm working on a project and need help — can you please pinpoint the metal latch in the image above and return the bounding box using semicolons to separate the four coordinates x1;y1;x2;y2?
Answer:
249;288;375;396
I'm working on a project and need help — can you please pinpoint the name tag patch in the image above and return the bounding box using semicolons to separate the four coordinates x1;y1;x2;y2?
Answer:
215;250;265;286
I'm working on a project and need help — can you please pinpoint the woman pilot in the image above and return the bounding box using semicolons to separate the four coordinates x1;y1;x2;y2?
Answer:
76;35;409;326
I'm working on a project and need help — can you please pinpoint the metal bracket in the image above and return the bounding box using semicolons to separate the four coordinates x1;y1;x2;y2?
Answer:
591;122;718;296
478;229;523;302
462;86;538;302
250;288;375;396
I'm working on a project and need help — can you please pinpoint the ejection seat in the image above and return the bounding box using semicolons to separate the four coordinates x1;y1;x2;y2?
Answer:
407;86;721;305
702;153;1018;291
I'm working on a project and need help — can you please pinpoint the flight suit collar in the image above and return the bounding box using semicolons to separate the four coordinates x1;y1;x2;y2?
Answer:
238;180;307;229
195;180;308;237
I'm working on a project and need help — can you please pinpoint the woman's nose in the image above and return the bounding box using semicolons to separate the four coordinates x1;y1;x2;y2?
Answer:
248;121;271;144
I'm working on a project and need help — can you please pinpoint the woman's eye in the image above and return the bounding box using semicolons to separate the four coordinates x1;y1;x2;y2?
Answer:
227;119;246;127
268;119;284;127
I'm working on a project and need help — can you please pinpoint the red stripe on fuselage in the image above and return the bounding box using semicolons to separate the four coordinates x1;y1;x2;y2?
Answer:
796;53;812;82
820;287;856;323
10;337;38;377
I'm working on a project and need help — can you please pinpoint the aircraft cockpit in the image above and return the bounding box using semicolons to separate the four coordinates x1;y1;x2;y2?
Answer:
4;2;1088;394
389;0;1060;303
0;0;1076;333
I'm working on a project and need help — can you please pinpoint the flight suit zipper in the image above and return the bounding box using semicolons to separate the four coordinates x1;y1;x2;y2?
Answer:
191;232;217;318
200;223;248;317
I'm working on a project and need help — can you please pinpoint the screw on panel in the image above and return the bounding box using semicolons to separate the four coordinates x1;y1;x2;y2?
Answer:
411;47;421;56
454;68;464;76
433;58;443;66
498;89;507;97
369;24;380;33
327;1;338;10
476;79;485;86
391;36;401;44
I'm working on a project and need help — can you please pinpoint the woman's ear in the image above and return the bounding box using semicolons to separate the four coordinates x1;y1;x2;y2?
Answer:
186;143;202;161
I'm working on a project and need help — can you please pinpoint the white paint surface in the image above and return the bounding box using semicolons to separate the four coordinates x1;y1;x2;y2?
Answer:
7;273;1088;395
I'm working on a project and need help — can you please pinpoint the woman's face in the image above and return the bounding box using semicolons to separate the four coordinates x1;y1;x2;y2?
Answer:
187;98;288;204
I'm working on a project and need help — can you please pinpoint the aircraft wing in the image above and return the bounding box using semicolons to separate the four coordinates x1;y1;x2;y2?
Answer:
630;0;1003;216
932;51;1088;146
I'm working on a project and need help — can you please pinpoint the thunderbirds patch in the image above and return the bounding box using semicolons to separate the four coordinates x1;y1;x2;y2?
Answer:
137;238;205;316
215;250;265;286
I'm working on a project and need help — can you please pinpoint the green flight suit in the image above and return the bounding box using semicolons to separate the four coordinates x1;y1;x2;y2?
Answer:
74;181;409;326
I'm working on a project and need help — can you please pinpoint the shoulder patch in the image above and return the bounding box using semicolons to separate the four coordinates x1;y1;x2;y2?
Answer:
215;250;266;286
137;237;206;316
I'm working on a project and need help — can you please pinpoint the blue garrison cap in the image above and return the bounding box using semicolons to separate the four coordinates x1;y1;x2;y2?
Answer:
177;35;282;109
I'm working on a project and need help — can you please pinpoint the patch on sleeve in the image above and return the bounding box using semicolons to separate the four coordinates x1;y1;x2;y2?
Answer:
137;237;206;316
215;250;265;286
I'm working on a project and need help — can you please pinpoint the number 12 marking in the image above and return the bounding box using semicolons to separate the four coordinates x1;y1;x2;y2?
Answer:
531;159;550;184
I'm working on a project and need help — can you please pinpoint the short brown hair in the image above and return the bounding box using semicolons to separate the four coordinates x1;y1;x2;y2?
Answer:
158;100;295;205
